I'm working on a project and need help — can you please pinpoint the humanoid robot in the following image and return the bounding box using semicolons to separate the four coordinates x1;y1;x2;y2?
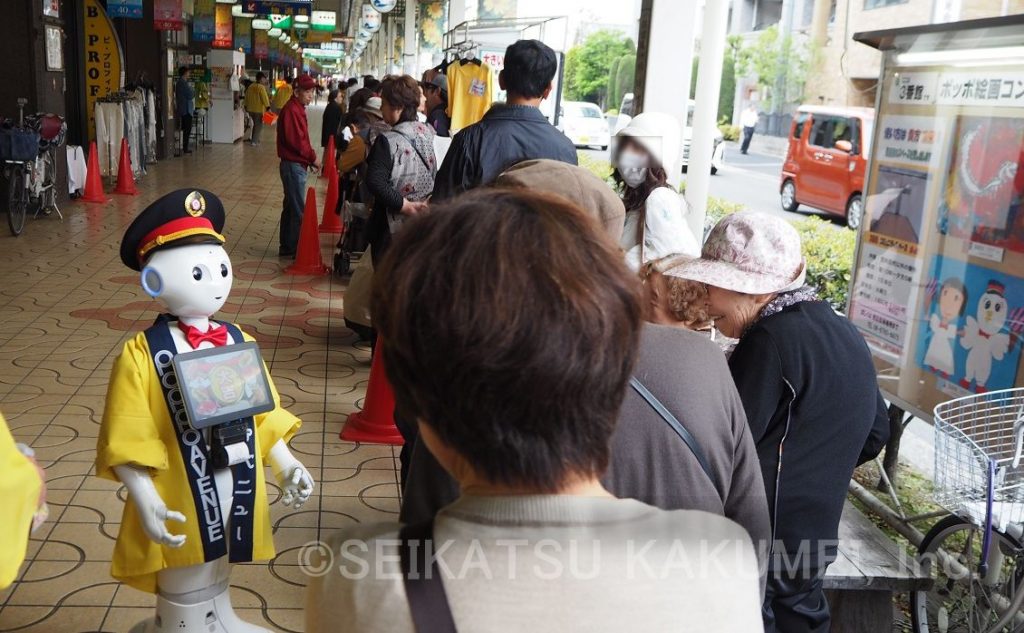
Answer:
96;189;315;633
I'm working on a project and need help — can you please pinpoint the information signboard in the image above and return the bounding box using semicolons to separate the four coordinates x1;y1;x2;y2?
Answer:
851;18;1024;419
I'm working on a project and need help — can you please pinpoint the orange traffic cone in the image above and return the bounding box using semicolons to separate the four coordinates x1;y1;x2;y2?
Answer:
285;187;331;275
80;141;108;203
113;138;138;195
318;167;343;233
340;339;404;445
320;136;336;178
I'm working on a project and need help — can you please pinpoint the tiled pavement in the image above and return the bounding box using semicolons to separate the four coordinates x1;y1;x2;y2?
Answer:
0;105;399;632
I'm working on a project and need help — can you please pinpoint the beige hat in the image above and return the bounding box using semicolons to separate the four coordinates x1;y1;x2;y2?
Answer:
495;160;625;240
362;96;384;119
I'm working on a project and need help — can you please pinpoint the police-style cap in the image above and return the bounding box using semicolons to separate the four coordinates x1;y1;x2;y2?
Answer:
120;189;226;271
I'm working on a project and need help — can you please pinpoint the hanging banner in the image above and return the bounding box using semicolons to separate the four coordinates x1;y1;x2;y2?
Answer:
107;0;143;19
254;28;269;59
234;19;252;53
311;10;337;31
213;5;233;48
419;2;447;56
154;0;184;30
84;0;125;141
193;0;215;42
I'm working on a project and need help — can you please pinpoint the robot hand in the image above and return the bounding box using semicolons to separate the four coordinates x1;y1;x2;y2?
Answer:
114;464;187;548
268;439;315;509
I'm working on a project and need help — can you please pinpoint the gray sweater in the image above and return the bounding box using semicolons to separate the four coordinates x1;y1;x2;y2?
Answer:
400;325;771;576
306;495;764;632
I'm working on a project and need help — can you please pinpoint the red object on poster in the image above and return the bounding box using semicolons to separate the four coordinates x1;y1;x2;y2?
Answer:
213;5;233;48
153;0;183;30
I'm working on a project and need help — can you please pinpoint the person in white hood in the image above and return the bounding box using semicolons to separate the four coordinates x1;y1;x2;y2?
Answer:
614;112;700;271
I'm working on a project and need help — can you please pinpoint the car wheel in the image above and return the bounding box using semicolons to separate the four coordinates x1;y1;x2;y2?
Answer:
846;194;863;230
780;179;799;212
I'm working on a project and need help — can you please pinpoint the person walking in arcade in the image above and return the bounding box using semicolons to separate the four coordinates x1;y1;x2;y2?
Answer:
277;75;321;258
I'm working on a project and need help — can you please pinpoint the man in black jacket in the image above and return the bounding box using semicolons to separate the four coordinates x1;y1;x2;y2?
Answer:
431;39;577;201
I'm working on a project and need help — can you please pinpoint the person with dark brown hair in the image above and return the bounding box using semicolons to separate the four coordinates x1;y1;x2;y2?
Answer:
363;75;436;263
306;189;763;632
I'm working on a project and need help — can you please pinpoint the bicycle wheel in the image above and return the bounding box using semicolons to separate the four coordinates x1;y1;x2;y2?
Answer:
7;164;27;236
912;514;1024;632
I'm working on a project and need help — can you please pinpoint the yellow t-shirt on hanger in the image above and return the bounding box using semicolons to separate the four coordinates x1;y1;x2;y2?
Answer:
447;60;494;133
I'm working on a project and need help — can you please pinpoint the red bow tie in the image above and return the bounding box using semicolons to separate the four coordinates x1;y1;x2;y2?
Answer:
178;322;229;349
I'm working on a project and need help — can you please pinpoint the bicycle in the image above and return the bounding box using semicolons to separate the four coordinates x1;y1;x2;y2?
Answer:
912;388;1024;632
1;98;66;236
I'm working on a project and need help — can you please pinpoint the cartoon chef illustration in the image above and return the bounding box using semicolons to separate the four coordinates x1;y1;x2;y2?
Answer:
961;279;1012;393
924;277;967;379
96;189;314;633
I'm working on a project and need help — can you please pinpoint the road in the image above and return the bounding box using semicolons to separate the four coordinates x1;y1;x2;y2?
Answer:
581;142;843;226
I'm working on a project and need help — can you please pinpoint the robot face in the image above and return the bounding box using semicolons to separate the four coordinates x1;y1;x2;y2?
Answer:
141;244;233;319
977;291;1008;333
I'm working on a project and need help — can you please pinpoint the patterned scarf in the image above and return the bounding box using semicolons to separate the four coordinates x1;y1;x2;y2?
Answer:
753;285;820;326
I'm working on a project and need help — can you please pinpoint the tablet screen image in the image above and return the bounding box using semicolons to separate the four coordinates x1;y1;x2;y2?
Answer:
172;342;275;429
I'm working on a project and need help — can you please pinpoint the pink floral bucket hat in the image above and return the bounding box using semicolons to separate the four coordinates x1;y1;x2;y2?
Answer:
665;211;806;295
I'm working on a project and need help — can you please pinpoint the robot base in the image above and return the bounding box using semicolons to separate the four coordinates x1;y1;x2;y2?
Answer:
129;589;270;633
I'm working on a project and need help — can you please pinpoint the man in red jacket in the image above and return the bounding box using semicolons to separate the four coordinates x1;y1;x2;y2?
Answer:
277;74;321;257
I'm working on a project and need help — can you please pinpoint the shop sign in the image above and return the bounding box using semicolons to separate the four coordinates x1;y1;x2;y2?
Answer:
42;0;59;18
234;18;252;53
936;71;1024;108
297;30;332;44
254;29;269;59
193;0;216;41
154;0;184;30
108;0;143;19
252;18;272;30
889;72;939;105
269;14;293;29
83;0;124;141
312;10;337;32
241;1;312;17
231;4;256;17
320;41;345;51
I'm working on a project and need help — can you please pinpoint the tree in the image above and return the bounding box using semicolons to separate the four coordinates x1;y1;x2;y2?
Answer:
564;30;635;106
734;25;810;111
615;54;635;110
607;57;623;108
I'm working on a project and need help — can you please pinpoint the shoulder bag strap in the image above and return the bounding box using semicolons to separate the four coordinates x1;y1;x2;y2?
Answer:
399;518;458;633
629;376;720;490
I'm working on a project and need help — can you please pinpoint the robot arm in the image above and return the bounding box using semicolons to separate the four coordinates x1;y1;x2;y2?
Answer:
114;464;187;548
266;439;314;509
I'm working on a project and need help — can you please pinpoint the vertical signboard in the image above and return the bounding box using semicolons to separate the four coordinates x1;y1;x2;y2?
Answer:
213;5;233;48
193;0;215;42
83;0;125;141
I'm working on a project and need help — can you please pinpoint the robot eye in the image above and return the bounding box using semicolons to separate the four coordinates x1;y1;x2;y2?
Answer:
220;263;229;278
984;300;991;309
995;303;1003;312
192;266;203;281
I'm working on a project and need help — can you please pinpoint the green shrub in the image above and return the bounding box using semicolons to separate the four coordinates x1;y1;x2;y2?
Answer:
792;216;856;311
718;120;741;142
605;108;619;116
577;152;616;188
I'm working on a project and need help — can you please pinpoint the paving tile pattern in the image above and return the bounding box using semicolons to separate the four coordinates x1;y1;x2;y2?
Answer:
0;105;398;632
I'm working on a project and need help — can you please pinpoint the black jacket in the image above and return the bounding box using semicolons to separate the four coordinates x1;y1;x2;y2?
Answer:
431;104;577;201
728;301;889;568
321;102;343;148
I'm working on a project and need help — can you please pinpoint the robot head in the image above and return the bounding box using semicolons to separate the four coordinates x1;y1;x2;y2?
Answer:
141;243;232;318
120;189;230;319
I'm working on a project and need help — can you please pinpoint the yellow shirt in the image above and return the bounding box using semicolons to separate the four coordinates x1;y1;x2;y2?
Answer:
272;84;293;111
244;83;270;114
447;61;494;132
95;328;300;594
0;414;42;589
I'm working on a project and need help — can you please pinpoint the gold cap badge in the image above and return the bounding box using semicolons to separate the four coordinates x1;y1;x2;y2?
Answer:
184;191;207;217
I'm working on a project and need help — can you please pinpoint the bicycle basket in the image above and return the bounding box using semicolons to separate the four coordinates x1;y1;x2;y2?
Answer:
933;388;1024;531
0;127;40;161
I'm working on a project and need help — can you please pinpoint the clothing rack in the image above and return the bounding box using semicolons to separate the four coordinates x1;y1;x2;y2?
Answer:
441;16;568;56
